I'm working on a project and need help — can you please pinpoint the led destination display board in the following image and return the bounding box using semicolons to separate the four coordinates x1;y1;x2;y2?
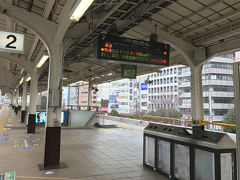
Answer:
96;34;170;66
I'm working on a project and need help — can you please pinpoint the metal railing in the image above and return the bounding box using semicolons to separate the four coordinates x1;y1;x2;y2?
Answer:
108;114;235;132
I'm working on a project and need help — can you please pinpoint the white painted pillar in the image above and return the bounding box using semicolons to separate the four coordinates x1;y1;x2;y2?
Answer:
46;44;62;127
21;80;27;123
16;88;19;107
88;78;92;110
190;65;204;125
44;43;63;167
27;68;38;133
21;80;27;111
29;69;38;114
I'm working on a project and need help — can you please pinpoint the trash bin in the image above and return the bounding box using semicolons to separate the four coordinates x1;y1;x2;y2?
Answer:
143;123;237;180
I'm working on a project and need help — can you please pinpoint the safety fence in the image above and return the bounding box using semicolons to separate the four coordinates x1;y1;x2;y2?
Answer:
112;114;236;132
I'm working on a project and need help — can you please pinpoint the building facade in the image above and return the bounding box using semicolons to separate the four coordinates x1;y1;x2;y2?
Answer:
148;66;179;112
78;81;97;107
178;54;234;126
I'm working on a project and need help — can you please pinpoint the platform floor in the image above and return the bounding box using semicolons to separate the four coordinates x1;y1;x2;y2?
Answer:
0;107;168;180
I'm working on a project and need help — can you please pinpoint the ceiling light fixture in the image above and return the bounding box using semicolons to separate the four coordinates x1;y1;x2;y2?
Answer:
36;55;49;68
70;0;94;22
19;77;24;85
26;77;31;82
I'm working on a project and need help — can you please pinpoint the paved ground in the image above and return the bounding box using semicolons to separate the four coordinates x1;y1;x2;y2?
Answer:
0;107;168;180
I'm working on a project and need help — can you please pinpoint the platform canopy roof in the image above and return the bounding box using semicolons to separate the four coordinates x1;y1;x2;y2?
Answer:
0;0;240;93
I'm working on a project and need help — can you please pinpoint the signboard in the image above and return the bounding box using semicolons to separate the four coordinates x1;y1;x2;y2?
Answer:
0;31;24;53
109;95;116;101
5;172;15;180
141;83;148;90
121;64;137;79
235;51;240;62
96;34;170;66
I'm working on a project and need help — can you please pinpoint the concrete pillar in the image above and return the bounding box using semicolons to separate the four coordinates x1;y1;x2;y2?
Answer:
190;65;204;125
21;80;27;123
233;63;240;179
88;78;92;111
27;69;38;133
44;44;62;167
15;89;19;115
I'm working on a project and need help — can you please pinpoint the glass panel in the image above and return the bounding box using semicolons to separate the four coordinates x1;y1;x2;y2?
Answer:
145;136;155;167
174;144;190;180
221;153;233;180
158;140;170;174
195;149;215;180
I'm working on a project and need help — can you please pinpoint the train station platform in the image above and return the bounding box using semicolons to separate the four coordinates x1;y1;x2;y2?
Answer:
0;107;167;180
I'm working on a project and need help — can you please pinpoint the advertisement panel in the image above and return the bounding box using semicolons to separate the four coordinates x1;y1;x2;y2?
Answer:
141;83;148;90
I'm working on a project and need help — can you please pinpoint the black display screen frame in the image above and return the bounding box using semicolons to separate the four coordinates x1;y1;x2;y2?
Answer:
95;34;170;66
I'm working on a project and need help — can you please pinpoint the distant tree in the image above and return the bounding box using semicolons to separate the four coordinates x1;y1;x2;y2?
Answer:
169;109;182;119
222;109;236;133
109;109;119;116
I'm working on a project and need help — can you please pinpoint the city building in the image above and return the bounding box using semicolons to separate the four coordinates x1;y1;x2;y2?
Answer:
178;54;234;126
62;85;79;108
148;66;180;112
109;79;132;114
78;81;97;107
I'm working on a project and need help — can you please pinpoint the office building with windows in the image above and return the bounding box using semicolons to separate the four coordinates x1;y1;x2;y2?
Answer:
178;54;234;126
78;81;97;107
148;66;180;112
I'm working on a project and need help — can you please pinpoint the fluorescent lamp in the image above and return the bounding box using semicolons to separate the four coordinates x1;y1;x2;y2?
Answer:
70;0;94;21
37;55;49;68
19;77;24;85
26;77;31;82
62;78;68;80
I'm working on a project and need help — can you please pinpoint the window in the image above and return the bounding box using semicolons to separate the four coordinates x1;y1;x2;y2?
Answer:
213;109;228;116
213;97;234;104
174;86;177;92
174;68;177;74
174;77;177;83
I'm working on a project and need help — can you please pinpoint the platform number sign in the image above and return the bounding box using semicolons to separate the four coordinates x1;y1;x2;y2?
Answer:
0;30;24;53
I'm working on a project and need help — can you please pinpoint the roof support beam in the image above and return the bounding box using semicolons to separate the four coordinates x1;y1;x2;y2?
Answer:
27;0;56;62
0;53;34;75
184;9;240;37
139;21;196;66
206;36;240;61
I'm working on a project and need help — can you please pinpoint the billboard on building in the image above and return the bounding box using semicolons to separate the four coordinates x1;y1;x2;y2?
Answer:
141;83;148;90
235;51;240;62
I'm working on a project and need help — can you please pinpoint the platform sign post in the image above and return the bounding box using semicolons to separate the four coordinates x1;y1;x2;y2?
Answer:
0;31;24;53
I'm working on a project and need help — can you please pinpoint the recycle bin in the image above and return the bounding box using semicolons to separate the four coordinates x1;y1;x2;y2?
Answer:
143;123;237;180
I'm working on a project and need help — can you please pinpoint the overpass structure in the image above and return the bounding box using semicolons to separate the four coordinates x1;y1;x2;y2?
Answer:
0;0;240;177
